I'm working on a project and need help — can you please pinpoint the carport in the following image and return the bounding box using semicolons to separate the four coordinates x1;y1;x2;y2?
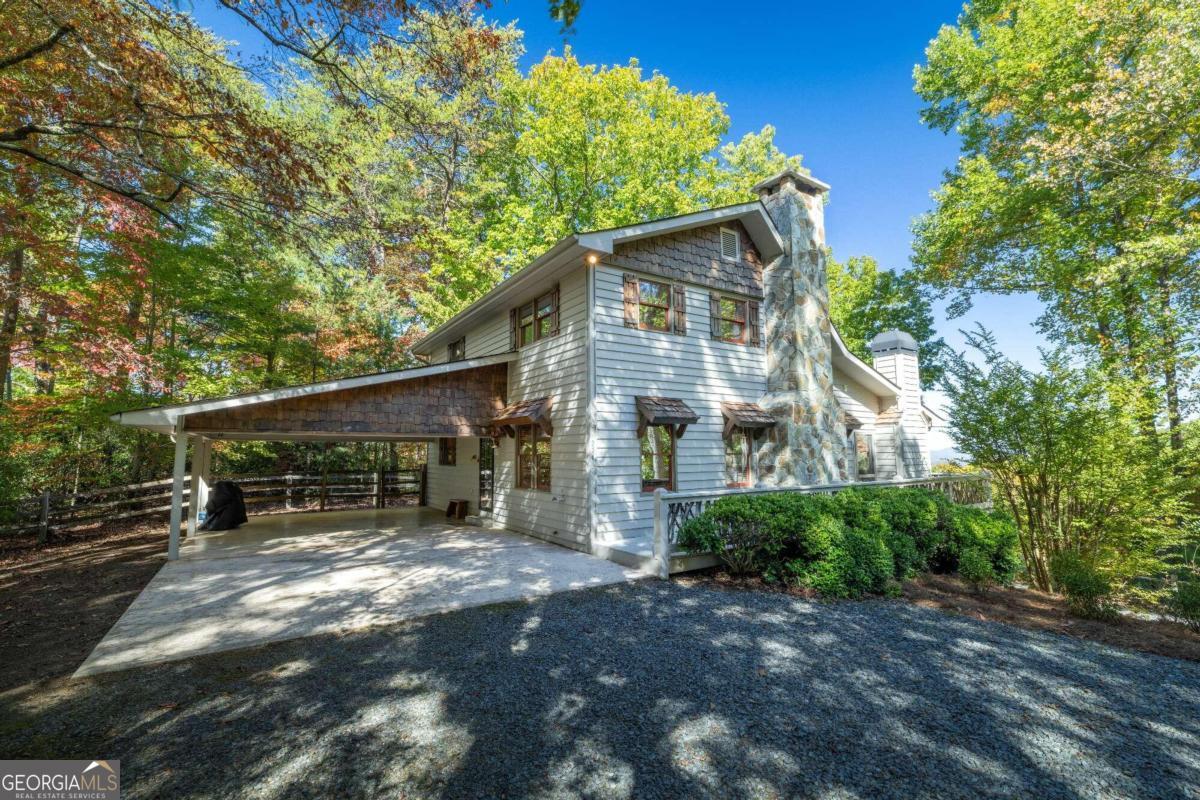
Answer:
110;354;514;560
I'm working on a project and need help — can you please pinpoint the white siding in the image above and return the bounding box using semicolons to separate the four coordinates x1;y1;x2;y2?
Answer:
591;264;767;543
419;268;591;550
425;436;481;511
833;371;890;479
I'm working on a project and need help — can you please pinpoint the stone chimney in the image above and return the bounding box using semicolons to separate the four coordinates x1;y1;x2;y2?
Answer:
754;169;850;485
869;329;930;478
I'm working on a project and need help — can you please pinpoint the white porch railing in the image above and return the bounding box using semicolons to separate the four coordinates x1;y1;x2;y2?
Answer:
651;473;992;579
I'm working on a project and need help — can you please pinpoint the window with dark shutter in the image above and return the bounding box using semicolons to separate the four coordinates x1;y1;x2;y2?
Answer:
748;300;761;347
672;285;687;335
709;293;721;339
509;308;518;351
623;273;639;327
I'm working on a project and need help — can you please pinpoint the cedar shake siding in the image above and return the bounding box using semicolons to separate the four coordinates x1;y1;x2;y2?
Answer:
605;221;764;298
185;364;508;437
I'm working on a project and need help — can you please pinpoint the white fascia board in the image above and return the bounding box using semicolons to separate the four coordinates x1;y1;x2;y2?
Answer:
415;204;787;355
830;325;902;398
413;236;589;354
580;202;784;263
922;402;949;424
110;352;518;432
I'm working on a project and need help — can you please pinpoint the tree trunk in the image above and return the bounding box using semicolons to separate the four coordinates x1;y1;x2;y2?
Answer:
0;247;24;399
29;301;54;395
1156;270;1184;455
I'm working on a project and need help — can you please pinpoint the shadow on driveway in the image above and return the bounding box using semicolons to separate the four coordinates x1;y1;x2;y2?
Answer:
3;581;1198;799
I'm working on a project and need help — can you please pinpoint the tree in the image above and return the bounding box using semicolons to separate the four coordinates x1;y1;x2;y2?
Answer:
940;327;1186;591
913;0;1200;450
415;50;804;323
827;255;946;388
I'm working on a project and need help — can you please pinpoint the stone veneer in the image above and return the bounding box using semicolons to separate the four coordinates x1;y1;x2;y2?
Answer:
756;171;851;485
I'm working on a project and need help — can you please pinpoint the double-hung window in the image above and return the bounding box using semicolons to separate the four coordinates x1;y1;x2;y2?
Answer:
708;294;760;346
723;430;753;488
516;425;551;491
640;424;676;492
512;287;559;349
623;274;686;334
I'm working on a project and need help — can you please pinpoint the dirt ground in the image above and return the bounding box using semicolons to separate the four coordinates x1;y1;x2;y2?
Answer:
902;572;1200;663
679;570;1200;663
0;520;167;692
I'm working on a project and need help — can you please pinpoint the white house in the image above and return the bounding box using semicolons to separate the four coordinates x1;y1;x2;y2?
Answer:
112;169;946;570
412;169;944;566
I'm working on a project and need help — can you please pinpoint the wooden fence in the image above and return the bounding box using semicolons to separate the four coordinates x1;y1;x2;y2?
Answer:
0;467;426;541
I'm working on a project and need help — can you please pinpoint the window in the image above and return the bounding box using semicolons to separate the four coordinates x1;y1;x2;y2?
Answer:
516;425;551;490
447;337;466;362
853;431;875;478
624;274;685;334
719;227;740;261
718;297;747;344
724;430;753;487
640;424;676;491
638;279;671;332
513;287;559;349
438;437;456;466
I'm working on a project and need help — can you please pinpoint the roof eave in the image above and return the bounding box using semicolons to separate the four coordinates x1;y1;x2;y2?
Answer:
830;325;903;398
110;352;518;433
413;236;587;354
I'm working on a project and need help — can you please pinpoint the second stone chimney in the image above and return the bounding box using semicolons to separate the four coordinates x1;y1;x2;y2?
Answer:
754;169;851;485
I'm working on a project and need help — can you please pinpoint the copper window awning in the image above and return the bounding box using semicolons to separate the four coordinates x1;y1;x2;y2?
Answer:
635;396;699;439
721;401;776;439
493;397;552;437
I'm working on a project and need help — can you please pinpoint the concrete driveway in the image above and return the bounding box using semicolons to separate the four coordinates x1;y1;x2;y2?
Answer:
75;508;638;677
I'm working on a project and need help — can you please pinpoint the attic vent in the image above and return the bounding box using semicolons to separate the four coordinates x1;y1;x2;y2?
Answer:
719;227;740;261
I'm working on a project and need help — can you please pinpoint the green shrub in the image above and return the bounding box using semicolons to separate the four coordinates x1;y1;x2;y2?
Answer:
677;486;1023;600
676;493;840;575
869;487;951;565
958;546;995;593
1164;578;1200;632
948;506;1021;584
1050;551;1118;620
799;526;894;599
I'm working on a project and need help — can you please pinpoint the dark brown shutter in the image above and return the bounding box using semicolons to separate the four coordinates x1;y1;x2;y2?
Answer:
509;307;518;351
748;300;761;347
551;284;560;337
672;285;687;335
710;293;721;339
623;273;639;327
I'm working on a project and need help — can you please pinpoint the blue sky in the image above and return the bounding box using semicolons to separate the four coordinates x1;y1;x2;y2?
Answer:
192;0;1049;372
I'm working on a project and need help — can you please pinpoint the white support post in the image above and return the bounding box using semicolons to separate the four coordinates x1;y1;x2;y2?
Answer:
197;438;213;523
167;419;188;561
187;435;201;538
652;488;669;580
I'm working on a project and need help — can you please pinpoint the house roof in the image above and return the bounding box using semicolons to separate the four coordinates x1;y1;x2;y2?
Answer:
830;326;902;398
414;201;785;355
636;396;700;426
721;401;775;429
110;352;518;435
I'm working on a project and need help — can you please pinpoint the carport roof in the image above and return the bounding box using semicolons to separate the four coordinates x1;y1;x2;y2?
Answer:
111;352;517;435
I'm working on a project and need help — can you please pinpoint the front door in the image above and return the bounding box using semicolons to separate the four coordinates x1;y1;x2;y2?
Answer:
478;437;494;513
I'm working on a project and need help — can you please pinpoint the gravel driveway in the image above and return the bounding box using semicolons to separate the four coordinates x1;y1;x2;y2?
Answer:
3;581;1198;799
